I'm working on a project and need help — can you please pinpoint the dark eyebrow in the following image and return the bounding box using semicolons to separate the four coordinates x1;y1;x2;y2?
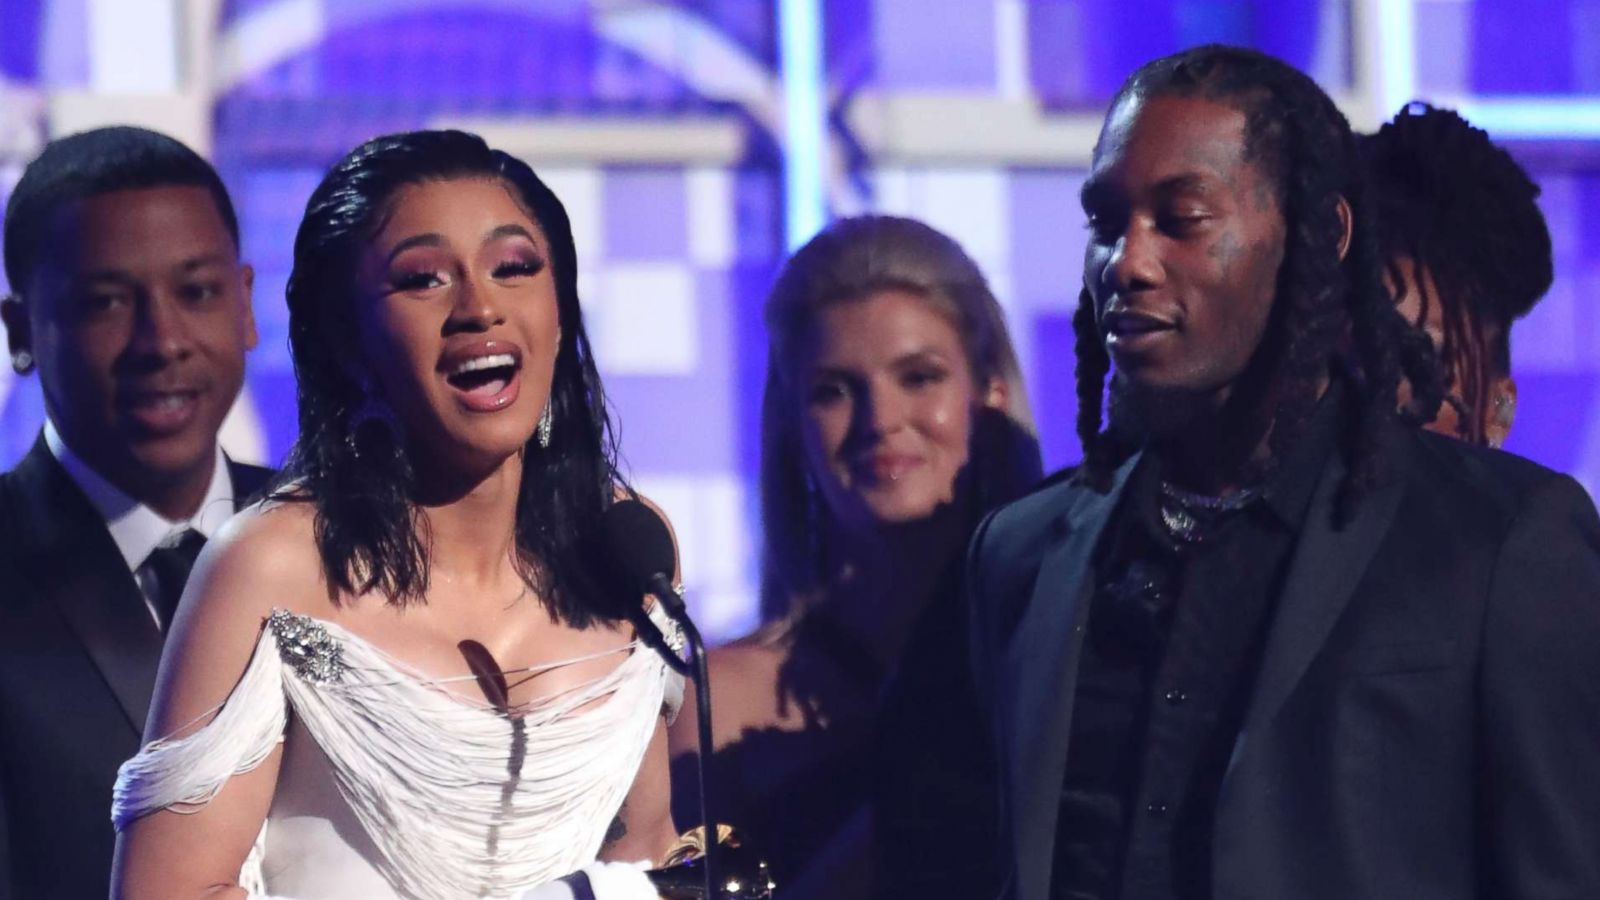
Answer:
485;224;538;245
1079;176;1114;210
78;270;138;285
77;253;233;284
890;347;952;368
385;233;444;265
178;253;233;272
1152;173;1213;197
1081;172;1214;210
810;363;854;380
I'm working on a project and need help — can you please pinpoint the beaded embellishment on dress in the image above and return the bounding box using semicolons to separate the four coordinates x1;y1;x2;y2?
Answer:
267;608;347;683
660;589;688;655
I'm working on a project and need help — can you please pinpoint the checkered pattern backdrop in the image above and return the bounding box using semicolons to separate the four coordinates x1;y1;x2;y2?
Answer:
1;0;1596;639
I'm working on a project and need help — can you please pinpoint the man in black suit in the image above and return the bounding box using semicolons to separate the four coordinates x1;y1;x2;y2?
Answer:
968;46;1600;900
0;126;269;899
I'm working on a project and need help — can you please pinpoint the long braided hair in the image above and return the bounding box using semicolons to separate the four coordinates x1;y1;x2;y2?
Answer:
1073;45;1444;516
1359;103;1553;445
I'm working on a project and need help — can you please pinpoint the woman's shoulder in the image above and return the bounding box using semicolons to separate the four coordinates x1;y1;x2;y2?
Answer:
149;501;329;737
704;625;791;705
711;622;791;666
674;628;792;751
191;499;329;624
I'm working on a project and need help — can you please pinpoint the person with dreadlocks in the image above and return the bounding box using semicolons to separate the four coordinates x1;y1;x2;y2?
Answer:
1361;103;1554;448
965;45;1600;900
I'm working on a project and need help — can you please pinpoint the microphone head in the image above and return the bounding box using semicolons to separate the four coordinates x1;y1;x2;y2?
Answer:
598;498;677;593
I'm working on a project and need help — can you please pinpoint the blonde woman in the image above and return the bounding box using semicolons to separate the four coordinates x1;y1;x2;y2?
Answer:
671;216;1041;898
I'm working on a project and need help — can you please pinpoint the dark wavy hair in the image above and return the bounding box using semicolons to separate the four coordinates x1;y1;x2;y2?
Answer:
1073;45;1443;515
273;129;624;626
1360;103;1552;444
760;215;1042;621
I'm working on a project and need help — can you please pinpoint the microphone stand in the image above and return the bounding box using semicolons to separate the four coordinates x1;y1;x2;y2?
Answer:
643;575;721;899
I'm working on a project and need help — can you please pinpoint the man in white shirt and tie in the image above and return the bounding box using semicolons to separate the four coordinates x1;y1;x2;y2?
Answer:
0;126;270;900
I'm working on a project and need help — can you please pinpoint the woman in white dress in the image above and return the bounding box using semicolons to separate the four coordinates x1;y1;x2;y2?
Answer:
111;130;680;900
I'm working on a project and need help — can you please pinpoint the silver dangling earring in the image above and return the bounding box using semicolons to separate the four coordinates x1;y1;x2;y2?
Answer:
345;379;402;458
11;350;33;374
536;404;553;449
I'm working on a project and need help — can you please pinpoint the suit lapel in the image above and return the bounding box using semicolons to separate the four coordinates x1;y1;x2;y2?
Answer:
10;439;164;735
1005;455;1140;900
1238;427;1410;745
226;459;273;508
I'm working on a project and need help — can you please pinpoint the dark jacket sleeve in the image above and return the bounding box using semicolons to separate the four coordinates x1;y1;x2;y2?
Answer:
966;508;1018;900
967;509;999;760
0;774;12;900
0;490;14;900
872;564;1001;899
1480;473;1600;898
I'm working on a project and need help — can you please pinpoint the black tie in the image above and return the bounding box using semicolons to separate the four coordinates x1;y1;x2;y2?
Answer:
139;529;207;632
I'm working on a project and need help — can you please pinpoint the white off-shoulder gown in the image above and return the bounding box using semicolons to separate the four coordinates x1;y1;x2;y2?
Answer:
113;605;685;900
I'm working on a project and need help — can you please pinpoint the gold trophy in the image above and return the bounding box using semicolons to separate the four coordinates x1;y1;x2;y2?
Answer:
646;826;775;899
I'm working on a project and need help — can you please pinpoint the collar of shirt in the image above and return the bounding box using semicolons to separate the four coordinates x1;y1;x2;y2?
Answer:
1128;379;1345;542
44;420;236;573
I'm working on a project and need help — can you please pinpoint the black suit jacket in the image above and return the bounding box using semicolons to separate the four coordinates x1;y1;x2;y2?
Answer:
969;421;1600;900
0;435;272;900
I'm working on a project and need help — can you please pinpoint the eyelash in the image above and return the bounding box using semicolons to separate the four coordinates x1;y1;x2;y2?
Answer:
79;283;220;314
1159;212;1208;235
82;292;129;314
1083;210;1209;241
180;282;223;303
808;382;846;406
391;271;442;291
389;258;543;292
493;259;543;278
1084;212;1124;241
806;367;948;406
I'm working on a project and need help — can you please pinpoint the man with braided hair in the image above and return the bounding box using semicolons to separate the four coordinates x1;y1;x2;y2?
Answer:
966;45;1600;900
1361;103;1554;448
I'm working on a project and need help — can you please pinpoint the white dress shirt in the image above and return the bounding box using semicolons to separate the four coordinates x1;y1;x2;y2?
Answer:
45;420;236;627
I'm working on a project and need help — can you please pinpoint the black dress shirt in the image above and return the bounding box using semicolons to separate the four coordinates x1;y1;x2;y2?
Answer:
1052;393;1340;900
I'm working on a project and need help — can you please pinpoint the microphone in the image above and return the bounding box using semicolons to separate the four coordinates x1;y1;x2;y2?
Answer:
599;499;690;621
596;499;724;898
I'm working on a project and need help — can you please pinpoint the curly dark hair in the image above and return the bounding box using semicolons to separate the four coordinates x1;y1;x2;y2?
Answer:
273;129;625;626
1073;44;1443;515
1360;103;1553;444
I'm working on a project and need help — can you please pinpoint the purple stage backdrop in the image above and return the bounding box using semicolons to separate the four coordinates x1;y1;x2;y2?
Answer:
1;0;1596;639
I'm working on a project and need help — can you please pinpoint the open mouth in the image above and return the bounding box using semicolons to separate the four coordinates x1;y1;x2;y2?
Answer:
442;346;524;412
120;389;200;436
446;353;518;396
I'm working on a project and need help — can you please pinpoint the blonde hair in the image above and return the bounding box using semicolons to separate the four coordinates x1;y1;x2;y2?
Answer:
759;215;1040;621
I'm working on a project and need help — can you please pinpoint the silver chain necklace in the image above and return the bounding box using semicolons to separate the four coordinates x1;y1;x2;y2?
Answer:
1157;480;1261;543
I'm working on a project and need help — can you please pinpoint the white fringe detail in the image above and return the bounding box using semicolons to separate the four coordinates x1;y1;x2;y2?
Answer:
113;607;683;900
